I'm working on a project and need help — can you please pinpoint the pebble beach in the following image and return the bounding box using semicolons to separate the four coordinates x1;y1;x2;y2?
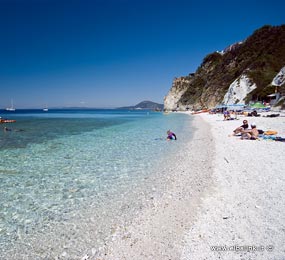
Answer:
182;112;285;260
96;111;285;260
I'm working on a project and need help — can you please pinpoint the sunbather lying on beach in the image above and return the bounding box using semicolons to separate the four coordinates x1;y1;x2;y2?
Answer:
241;123;259;140
263;113;280;117
247;110;260;117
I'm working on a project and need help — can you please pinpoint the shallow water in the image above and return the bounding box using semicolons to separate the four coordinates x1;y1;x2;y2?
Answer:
0;109;192;258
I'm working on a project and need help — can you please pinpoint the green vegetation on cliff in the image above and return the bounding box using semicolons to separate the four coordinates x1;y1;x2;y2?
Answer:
178;25;285;108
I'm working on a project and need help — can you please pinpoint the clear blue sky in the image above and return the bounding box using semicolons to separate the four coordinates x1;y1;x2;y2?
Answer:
0;0;284;108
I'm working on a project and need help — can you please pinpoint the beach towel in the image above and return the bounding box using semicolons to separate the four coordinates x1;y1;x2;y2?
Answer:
264;130;278;135
262;135;277;140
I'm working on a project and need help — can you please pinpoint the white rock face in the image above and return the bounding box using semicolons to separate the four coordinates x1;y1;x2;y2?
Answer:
222;74;257;105
217;41;244;55
272;66;285;86
164;77;192;111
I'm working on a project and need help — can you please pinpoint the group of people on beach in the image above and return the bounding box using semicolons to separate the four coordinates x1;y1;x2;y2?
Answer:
231;120;259;140
167;119;261;141
223;110;262;121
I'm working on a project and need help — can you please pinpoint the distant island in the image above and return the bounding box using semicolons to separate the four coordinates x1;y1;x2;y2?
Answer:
118;101;163;111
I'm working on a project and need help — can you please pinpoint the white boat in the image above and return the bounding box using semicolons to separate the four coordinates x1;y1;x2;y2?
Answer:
43;104;49;111
6;100;15;111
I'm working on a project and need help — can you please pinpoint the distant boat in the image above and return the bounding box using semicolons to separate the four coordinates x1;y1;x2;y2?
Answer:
6;100;15;111
43;104;48;111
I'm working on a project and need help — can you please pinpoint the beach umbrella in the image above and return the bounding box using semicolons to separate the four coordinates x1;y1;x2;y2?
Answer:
214;104;245;110
226;104;245;110
250;102;266;108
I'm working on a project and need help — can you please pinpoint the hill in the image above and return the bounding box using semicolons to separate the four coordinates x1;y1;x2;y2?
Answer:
164;25;285;111
118;101;163;110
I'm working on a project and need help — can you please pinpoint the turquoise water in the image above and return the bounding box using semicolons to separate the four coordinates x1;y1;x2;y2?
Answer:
0;109;192;258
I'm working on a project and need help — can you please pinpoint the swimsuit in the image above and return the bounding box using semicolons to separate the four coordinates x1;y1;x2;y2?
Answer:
167;133;177;140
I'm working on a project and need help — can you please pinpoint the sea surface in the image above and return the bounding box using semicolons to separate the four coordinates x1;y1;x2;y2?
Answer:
0;109;193;259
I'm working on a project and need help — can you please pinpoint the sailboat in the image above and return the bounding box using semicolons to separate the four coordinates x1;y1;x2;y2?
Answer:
43;104;48;111
6;99;16;111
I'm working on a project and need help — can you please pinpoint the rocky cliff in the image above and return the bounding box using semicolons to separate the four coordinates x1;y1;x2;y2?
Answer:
164;25;285;111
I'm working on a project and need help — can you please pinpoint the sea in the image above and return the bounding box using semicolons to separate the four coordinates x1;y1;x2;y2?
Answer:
0;109;193;259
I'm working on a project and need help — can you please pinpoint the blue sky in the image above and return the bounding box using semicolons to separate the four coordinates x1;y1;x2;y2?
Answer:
0;0;284;108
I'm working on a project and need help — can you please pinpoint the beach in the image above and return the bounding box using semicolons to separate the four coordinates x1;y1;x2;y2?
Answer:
182;112;285;260
1;110;285;259
96;112;285;260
